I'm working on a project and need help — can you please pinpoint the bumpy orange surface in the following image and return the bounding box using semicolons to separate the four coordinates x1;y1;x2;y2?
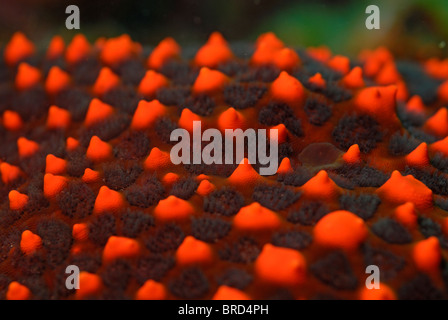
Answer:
0;31;448;300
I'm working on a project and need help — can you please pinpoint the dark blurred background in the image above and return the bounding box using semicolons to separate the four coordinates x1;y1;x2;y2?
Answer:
0;0;447;59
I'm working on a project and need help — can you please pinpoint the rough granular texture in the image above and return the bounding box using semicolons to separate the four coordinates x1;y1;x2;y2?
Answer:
1;31;448;300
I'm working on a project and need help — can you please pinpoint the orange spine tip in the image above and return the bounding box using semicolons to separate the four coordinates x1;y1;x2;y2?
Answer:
92;67;120;96
195;32;233;68
162;172;180;186
430;136;448;157
100;34;140;65
147;37;181;69
73;223;89;241
6;281;31;300
75;272;102;299
271;71;305;105
306;46;332;63
405;142;429;167
342;66;365;88
20;230;42;255
178;108;203;133
270;123;288;144
354;85;397;121
438;80;448;103
425;58;448;80
0;162;22;184
15;62;41;90
144;147;171;171
137;70;169;96
193;67;228;93
413;236;441;274
93;186;125;214
3;110;23;131
82;168;101;183
136;280;167;300
273;47;301;70
47;105;71;130
308;73;326;89
376;170;433;210
254;244;306;286
314;210;368;250
359;284;396;300
45;66;70;95
17;137;39;157
131;99;167;130
4;32;35;66
46;35;65;60
424;107;448;137
43;173;67;198
228;158;260;186
103;236;140;263
66;137;80;151
84;98;115;127
375;61;401;85
406;95;425;114
86;136;113;162
327;55;350;75
45;154;67;174
277;157;293;174
234;202;281;231
342;144;361;164
255;32;284;50
176;236;213;266
394;202;418;229
301;170;339;199
9;190;28;211
196;179;215;196
153;195;194;221
217;107;246;131
65;34;91;65
212;286;251;300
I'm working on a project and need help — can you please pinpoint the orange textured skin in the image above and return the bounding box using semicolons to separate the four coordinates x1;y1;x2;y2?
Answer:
3;32;448;300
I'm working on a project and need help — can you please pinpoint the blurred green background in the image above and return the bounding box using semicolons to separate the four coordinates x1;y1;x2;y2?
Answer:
0;0;447;59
